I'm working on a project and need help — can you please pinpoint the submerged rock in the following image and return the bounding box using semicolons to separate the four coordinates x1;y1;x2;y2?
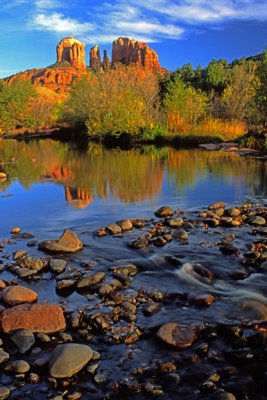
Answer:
38;229;83;253
11;329;35;353
157;322;197;349
49;343;93;378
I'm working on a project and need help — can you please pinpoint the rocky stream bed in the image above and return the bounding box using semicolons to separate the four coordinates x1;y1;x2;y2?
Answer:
0;202;266;400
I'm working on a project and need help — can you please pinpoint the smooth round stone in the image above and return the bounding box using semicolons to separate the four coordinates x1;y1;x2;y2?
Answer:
2;286;38;306
227;208;241;217
0;386;10;400
10;227;21;234
49;343;94;378
116;219;133;231
249;216;266;226
106;224;122;235
128;237;149;249
174;229;188;241
192;294;215;307
4;360;30;374
0;349;10;364
157;322;197;349
155;206;174;218
168;218;183;228
50;259;67;274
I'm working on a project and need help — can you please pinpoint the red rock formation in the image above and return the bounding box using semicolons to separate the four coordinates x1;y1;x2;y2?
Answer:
103;50;111;71
6;66;87;93
112;37;161;71
90;44;101;70
57;36;86;71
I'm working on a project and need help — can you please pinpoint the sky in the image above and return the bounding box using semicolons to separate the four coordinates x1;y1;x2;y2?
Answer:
0;0;267;78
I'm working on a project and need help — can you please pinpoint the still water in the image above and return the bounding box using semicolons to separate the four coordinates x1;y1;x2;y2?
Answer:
0;139;266;238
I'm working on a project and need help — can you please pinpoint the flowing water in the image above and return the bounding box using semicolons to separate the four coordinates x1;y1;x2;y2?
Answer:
0;139;267;399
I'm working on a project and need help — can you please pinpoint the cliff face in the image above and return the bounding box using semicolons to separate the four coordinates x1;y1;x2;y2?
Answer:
90;45;101;70
57;36;86;71
6;66;87;93
112;37;161;71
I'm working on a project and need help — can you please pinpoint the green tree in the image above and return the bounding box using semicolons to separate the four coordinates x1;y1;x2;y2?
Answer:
254;50;267;128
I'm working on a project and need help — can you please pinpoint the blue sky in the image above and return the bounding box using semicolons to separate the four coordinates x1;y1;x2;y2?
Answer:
0;0;266;77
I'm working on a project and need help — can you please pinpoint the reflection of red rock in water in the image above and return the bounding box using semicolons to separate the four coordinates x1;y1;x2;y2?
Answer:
48;166;73;182
65;187;93;209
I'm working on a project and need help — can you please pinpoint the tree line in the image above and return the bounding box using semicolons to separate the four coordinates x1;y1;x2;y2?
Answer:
0;51;266;147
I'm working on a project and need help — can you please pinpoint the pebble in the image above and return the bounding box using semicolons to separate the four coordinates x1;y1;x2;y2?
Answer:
116;219;133;231
208;202;225;210
168;217;183;227
143;303;161;316
106;224;122;235
10;227;21;234
0;349;10;364
4;360;30;374
50;259;67;273
174;229;188;241
249;216;266;225
56;280;76;291
49;344;94;378
0;386;10;400
128;237;149;249
76;272;105;289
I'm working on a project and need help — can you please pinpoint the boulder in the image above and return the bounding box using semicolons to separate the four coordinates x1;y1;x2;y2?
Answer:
49;343;93;378
38;229;83;253
0;303;66;333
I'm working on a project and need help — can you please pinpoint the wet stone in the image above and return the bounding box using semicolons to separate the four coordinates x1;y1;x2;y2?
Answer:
10;227;21;234
2;286;38;306
226;208;241;217
157;322;197;349
4;360;30;374
111;264;138;276
106;224;122;235
98;284;114;296
128;237;149;249
155;206;174;218
0;349;9;364
191;294;215;307
249;216;266;225
143;303;161;316
56;280;76;291
204;218;220;227
13;250;27;261
50;259;67;274
49;344;94;378
116;219;133;231
76;272;105;289
174;229;188;241
0;386;10;400
216;391;236;400
153;237;167;247
38;229;83;253
208;202;225;210
11;329;35;354
168;217;183;228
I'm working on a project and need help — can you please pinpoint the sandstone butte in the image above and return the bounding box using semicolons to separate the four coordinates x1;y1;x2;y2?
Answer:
5;36;163;93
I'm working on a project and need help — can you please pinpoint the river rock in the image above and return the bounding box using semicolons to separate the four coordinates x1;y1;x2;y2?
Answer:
191;294;215;307
168;217;183;228
128;237;149;249
106;224;122;235
174;229;188;241
4;360;30;374
38;229;83;253
226;208;241;217
50;259;67;274
0;349;9;364
249;216;266;226
2;286;38;306
0;386;10;400
76;272;105;289
11;329;35;353
155;206;174;218
208;202;225;210
10;227;21;234
49;343;93;378
56;279;76;291
13;250;27;260
0;303;66;333
157;322;197;349
116;219;133;231
239;300;267;320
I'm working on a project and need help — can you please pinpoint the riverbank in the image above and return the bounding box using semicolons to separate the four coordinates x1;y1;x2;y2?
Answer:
0;201;266;399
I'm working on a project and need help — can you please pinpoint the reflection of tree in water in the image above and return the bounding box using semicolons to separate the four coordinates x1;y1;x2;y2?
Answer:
0;139;266;208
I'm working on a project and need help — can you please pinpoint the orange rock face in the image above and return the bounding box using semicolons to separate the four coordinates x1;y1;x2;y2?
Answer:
6;66;87;93
2;286;38;306
90;44;101;70
0;303;66;333
112;37;161;71
57;36;86;71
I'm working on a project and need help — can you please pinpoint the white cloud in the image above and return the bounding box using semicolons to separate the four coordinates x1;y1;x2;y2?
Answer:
35;0;62;9
31;12;94;34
